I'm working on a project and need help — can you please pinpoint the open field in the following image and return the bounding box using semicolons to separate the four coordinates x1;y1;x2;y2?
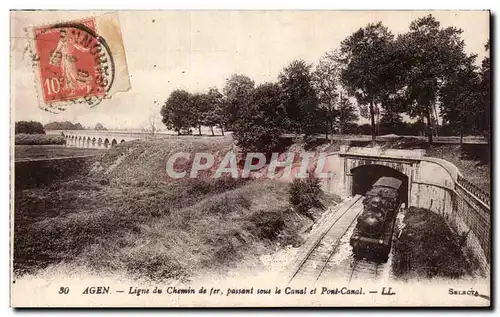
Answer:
14;145;105;161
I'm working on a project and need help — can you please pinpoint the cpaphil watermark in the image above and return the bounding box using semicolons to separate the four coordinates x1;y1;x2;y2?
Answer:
166;151;333;179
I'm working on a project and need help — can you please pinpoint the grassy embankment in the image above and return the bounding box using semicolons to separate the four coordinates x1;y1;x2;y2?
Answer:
392;207;480;279
374;137;490;191
425;144;490;192
14;136;335;282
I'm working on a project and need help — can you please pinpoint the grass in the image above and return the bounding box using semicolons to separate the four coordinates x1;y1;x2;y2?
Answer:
425;144;490;192
364;137;490;192
15;145;104;161
14;136;320;282
92;136;235;186
15;133;66;145
14;177;307;281
392;207;478;280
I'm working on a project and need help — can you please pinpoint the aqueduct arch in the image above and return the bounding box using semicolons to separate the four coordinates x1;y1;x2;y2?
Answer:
58;130;141;148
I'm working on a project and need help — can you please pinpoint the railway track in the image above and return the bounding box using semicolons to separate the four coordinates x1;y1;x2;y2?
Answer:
288;195;393;284
288;195;364;282
348;259;382;283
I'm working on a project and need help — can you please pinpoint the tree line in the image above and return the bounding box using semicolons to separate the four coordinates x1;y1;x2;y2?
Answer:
43;121;108;131
163;15;488;152
160;15;490;152
15;121;109;134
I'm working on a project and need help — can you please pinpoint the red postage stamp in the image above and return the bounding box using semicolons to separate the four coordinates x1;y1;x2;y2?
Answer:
26;14;130;112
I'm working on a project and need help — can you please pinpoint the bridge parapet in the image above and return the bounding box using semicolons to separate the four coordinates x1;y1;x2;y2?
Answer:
339;145;425;158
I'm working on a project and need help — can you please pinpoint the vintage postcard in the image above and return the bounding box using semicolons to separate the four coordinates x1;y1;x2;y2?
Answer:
10;10;491;307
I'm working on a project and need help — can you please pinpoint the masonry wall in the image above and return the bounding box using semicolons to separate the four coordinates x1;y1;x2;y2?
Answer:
452;185;491;272
412;159;490;274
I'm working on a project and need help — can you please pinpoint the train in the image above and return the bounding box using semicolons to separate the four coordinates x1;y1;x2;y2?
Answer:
350;176;403;262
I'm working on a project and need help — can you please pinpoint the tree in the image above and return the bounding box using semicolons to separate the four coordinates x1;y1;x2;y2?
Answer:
190;93;210;135
222;74;255;130
94;123;107;130
313;52;359;139
439;54;482;144
203;87;226;136
480;40;491;145
161;90;195;135
337;92;359;137
44;121;85;130
143;106;161;137
339;22;396;144
15;121;45;134
279;59;320;135
232;82;285;154
313;51;341;141
399;15;469;144
379;111;405;135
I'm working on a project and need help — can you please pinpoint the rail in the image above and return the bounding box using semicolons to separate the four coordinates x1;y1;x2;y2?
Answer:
288;195;363;282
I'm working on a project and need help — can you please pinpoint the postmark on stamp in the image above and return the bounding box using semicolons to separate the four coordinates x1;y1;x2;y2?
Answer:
26;13;131;112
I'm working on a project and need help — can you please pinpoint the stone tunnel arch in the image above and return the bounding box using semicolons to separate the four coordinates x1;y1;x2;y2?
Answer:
120;139;125;144
350;164;409;204
111;139;117;147
104;138;110;148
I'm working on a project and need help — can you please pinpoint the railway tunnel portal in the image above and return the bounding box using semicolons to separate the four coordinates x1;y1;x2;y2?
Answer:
320;145;491;274
350;164;409;204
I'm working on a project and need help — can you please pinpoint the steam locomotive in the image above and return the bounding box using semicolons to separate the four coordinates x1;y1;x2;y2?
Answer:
350;176;403;262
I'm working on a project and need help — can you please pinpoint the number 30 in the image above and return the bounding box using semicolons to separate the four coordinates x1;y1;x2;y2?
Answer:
59;287;69;294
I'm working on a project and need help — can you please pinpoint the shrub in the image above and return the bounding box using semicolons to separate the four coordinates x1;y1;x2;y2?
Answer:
247;209;285;240
278;225;303;247
15;134;65;145
15;121;45;134
289;176;324;219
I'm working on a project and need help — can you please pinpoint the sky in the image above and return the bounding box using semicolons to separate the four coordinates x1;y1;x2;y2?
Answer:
11;10;490;130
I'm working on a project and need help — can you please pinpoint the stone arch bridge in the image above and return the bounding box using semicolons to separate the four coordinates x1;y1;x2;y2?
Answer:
48;130;147;149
